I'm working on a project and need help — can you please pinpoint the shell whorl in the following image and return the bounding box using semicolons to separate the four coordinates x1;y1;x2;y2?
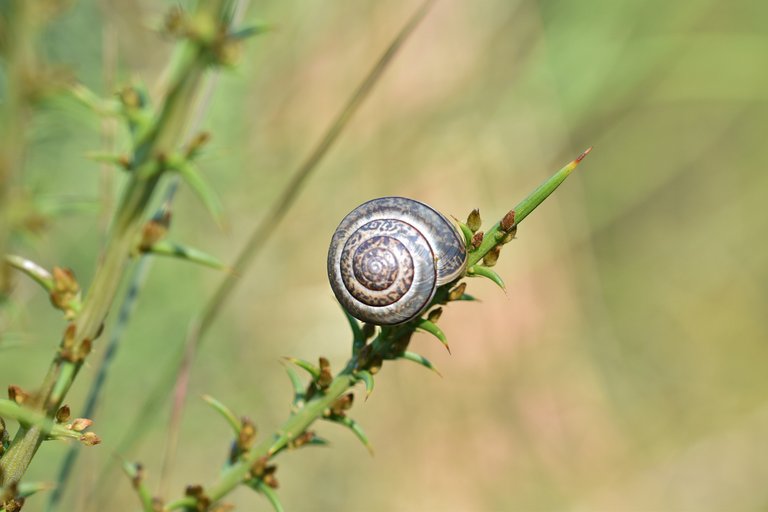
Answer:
327;197;467;325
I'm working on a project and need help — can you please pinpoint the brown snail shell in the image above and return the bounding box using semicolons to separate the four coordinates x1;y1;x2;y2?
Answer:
327;197;467;325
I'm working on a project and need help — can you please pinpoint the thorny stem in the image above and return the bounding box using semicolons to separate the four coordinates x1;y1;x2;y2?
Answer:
159;0;437;477
0;0;235;489
163;149;591;510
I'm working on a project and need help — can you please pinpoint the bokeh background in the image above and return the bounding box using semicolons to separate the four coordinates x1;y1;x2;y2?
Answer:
2;0;767;510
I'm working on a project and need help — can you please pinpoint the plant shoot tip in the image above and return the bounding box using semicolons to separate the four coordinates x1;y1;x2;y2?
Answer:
575;146;593;163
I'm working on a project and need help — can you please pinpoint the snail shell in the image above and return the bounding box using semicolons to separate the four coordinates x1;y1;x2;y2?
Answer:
327;196;467;325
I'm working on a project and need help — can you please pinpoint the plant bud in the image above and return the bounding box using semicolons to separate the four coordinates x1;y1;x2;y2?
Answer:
317;357;333;389
50;267;80;314
56;405;71;423
500;210;516;231
238;417;257;451
79;432;101;446
499;225;517;244
330;394;354;416
4;498;23;512
471;231;484;249
448;282;467;302
8;385;29;404
483;246;501;267
139;218;169;251
290;431;317;449
466;209;481;233
427;307;443;323
70;418;93;432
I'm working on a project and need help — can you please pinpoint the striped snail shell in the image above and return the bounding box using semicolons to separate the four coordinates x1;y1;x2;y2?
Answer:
327;197;467;325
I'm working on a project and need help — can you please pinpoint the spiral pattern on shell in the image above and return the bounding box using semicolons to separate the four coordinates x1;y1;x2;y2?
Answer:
327;197;467;325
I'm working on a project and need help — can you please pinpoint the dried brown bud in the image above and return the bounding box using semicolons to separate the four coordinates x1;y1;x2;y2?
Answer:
8;385;29;405
50;267;80;314
139;217;169;251
466;209;481;233
500;210;516;232
250;456;269;478
79;338;93;359
185;485;204;498
483;246;501;267
130;463;144;489
79;432;101;446
498;224;517;244
3;498;24;512
471;231;484;249
427;307;443;323
317;357;333;389
290;431;317;449
448;282;467;301
330;394;354;416
238;417;257;451
56;405;71;423
262;470;279;489
70;418;93;432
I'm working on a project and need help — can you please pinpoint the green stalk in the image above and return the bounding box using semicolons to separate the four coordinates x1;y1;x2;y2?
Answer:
163;148;592;509
468;148;592;267
164;373;357;510
0;0;234;488
0;400;85;442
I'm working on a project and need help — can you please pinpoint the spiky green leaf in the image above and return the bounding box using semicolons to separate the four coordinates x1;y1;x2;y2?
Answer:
400;351;442;377
69;84;121;116
416;318;450;353
253;480;284;512
342;307;365;355
304;435;330;447
17;482;54;499
121;461;154;511
144;240;227;270
355;370;375;399
284;357;320;379
458;221;474;247
169;157;224;227
328;415;373;455
282;363;305;406
230;23;272;40
201;394;241;435
468;265;505;290
5;255;54;292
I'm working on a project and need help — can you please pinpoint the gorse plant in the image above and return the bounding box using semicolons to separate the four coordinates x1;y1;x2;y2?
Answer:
0;1;590;511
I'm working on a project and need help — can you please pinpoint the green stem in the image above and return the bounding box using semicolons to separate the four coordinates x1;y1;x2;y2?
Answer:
0;400;83;442
0;1;233;488
468;148;592;267
164;373;357;510
163;149;593;509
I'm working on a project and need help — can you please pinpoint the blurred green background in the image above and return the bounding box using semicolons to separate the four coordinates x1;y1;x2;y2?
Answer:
2;0;767;510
